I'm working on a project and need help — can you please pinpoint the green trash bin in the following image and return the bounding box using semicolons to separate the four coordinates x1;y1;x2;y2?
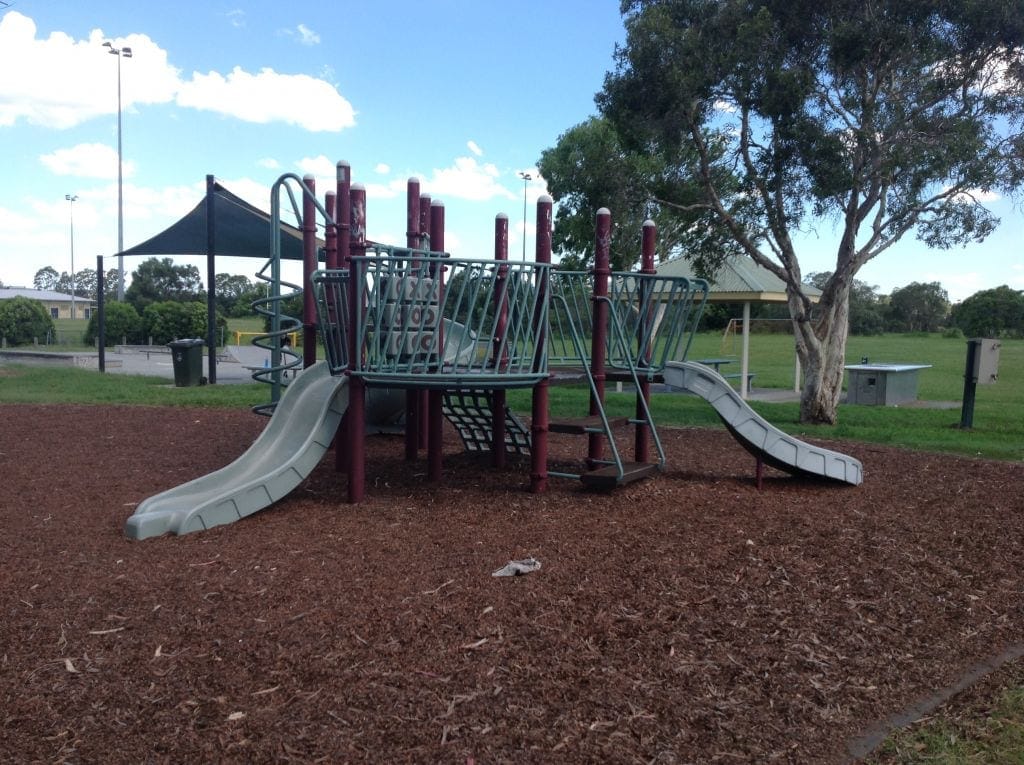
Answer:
167;338;205;387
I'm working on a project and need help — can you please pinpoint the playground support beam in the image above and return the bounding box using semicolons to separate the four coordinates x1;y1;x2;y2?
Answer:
335;161;351;475
405;178;422;462
491;213;510;468
427;200;446;483
588;208;612;466
530;195;553;494
325;190;337;270
417;193;432;451
346;184;368;503
635;220;656;464
302;175;318;369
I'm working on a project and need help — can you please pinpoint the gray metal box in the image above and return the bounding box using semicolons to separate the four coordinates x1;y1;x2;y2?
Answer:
845;364;931;406
970;338;1000;384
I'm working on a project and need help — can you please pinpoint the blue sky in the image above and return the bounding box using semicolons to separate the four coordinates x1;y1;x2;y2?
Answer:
1;1;1021;303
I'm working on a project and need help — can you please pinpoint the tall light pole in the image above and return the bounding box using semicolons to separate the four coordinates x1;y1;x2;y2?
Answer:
65;194;78;319
103;40;132;301
518;171;532;261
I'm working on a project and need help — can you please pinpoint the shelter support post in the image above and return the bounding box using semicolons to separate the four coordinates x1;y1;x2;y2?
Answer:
205;175;217;384
96;256;106;373
740;302;751;399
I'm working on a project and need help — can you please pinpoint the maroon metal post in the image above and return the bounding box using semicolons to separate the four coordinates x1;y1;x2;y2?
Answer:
302;174;318;369
405;178;422;461
530;196;553;494
334;161;352;474
417;193;432;450
491;213;510;467
324;191;337;270
337;161;352;267
635;220;657;464
346;183;367;503
588;208;612;465
427;199;445;483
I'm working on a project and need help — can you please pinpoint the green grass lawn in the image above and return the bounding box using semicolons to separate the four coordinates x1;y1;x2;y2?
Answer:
3;332;1021;461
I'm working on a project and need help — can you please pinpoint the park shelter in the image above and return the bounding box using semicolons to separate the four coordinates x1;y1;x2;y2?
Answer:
656;255;821;398
113;177;315;382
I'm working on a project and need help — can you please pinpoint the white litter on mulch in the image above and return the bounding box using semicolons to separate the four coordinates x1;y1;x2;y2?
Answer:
491;557;542;577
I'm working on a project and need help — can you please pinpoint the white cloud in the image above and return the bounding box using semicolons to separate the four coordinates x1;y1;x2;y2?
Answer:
0;11;354;133
363;179;408;200
226;10;246;29
948;187;1001;203
177;67;355;132
40;143;136;180
375;163;391;174
257;157;281;170
293;24;321;46
467;140;483;157
295;154;337;178
0;12;177;128
424;157;515;202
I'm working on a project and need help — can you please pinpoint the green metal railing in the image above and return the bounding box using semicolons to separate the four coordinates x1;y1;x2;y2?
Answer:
313;248;551;390
548;270;709;374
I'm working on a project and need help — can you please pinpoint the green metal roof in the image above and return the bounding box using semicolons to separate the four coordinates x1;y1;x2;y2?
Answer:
656;255;821;303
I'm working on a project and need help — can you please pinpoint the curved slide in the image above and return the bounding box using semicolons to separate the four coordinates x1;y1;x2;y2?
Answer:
125;362;350;539
663;361;863;485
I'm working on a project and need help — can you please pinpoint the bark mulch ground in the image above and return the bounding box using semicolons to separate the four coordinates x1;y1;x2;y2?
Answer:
2;403;1022;763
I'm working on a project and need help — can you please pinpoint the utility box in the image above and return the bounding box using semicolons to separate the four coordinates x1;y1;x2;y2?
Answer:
845;363;932;406
970;338;1000;384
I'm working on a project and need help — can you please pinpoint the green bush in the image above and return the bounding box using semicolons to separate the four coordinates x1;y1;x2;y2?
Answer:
0;296;55;346
84;302;142;346
953;285;1024;338
141;301;227;346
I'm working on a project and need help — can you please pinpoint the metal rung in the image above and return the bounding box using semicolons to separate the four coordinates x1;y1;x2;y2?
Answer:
580;462;659;490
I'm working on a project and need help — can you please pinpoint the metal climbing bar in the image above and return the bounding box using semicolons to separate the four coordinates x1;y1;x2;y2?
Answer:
313;247;551;390
548;270;709;374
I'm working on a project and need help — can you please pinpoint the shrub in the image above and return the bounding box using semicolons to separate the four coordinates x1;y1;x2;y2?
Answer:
0;296;55;346
84;302;142;346
952;286;1024;338
141;301;227;346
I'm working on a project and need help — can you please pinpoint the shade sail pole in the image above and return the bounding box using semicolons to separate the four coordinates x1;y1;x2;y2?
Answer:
205;174;217;384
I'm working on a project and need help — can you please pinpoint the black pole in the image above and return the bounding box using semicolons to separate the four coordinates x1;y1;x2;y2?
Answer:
959;338;979;429
205;174;217;384
96;255;106;373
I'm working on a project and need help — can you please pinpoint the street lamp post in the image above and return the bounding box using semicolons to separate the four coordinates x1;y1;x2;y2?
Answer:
518;171;532;261
65;194;78;320
103;41;132;301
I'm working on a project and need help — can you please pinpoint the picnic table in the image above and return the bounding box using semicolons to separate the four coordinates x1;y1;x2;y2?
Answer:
696;357;733;373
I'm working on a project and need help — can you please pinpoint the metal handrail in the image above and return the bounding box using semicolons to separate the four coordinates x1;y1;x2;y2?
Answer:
548;270;709;373
313;252;552;390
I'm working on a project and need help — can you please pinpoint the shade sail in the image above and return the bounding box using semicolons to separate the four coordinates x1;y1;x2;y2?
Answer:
116;182;312;261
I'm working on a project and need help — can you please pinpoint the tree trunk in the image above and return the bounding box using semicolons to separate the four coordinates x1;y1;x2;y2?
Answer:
792;287;851;425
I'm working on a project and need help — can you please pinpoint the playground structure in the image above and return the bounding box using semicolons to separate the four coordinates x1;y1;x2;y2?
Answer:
125;161;862;539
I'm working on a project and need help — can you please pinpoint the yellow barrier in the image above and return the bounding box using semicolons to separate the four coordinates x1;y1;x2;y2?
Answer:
232;331;300;347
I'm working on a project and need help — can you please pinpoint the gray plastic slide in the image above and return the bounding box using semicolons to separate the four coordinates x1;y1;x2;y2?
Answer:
663;361;863;485
125;361;350;539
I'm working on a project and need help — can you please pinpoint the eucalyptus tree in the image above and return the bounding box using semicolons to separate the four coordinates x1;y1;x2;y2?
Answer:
600;0;1024;423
